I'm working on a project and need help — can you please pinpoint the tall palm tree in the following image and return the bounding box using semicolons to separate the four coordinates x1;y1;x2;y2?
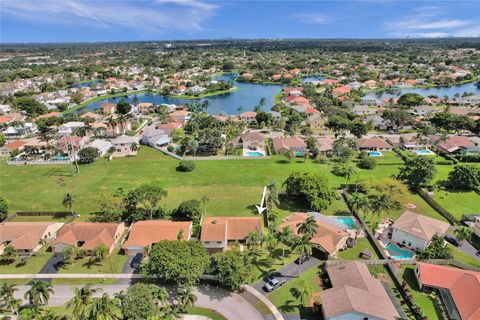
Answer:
369;194;392;218
246;230;263;248
2;244;17;263
297;216;318;239
200;195;209;222
342;163;356;184
454;227;473;243
275;227;293;264
62;193;74;214
107;116;118;137
67;286;101;320
299;279;312;307
178;286;197;312
292;234;312;276
266;182;280;211
349;192;369;217
24;280;54;307
86;293;122;320
92;246;108;263
0;283;20;315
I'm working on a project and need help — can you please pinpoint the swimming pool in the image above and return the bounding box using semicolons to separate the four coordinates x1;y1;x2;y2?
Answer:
413;149;435;156
246;151;265;157
330;216;356;229
385;242;415;259
368;151;382;157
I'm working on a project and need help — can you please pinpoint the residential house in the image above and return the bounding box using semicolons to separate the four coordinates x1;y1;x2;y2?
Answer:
3;123;38;139
433;135;477;154
352;105;376;116
112;135;138;157
0;222;64;255
268;111;282;121
136;102;154;114
239;111;257;124
271;136;307;155
315;137;335;154
332;85;352;97
169;109;189;125
0;104;11;114
306;113;327;134
366;114;391;130
100;102;116;114
51;222;126;254
358;136;392;151
361;95;380;106
55;136;88;153
320;261;402;320
0;139;26;156
123;220;192;255
415;262;480;320
241;131;265;151
473;216;480;239
200;217;262;253
58;122;85;137
278;212;349;256
87;139;113;156
396;133;426;150
409;105;437;117
390;211;450;251
155;122;182;136
141;125;172;147
287;96;310;106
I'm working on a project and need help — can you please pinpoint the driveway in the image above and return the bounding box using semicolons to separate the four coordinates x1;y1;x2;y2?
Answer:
117;255;138;284
253;257;321;295
13;284;264;320
38;253;63;275
458;240;480;260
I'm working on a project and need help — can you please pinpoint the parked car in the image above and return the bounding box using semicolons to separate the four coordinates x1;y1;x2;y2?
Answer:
444;234;460;247
263;277;285;292
130;253;143;269
295;255;311;265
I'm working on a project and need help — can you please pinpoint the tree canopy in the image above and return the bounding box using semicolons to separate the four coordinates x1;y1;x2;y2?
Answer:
284;172;335;211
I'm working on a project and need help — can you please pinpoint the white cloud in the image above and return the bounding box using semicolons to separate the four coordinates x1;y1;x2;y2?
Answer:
294;14;331;25
390;19;471;30
1;0;218;34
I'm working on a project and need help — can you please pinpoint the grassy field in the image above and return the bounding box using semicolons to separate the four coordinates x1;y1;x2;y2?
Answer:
250;243;299;282
432;190;480;220
0;247;53;285
401;266;441;320
449;244;480;268
263;265;322;315
187;307;227;320
336;237;379;260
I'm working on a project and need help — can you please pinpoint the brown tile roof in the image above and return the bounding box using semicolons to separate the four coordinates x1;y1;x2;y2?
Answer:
4;139;26;151
272;137;307;153
392;210;450;241
51;222;123;250
417;263;480;320
359;136;392;149
321;262;400;319
201;217;262;242
123;220;191;248
278;212;348;254
0;222;63;250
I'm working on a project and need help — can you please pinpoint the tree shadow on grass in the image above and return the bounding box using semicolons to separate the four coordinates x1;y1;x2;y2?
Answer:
275;159;290;164
43;168;74;177
331;209;352;216
278;196;309;212
278;299;299;313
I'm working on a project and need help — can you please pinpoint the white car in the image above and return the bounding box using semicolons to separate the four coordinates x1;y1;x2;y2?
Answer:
263;277;285;292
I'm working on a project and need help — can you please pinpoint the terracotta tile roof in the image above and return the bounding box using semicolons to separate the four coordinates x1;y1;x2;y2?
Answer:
278;212;348;254
4;139;26;151
272;137;307;153
156;122;182;130
0;222;63;250
201;217;262;242
123;220;191;248
417;263;480;320
240;111;257;118
242;132;264;143
320;262;400;319
392;211;450;241
52;222;123;250
359;136;392;149
437;135;473;151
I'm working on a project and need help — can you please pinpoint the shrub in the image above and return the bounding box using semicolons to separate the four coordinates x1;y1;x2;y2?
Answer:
358;157;377;170
78;147;100;164
314;155;329;164
167;145;174;152
177;160;195;172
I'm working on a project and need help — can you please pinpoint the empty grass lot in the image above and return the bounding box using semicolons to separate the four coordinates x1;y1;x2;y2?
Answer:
431;190;480;220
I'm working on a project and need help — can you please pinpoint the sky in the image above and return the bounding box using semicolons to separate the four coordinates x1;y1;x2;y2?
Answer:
1;0;479;43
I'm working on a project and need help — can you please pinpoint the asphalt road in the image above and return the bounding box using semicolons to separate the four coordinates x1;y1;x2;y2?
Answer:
14;284;264;320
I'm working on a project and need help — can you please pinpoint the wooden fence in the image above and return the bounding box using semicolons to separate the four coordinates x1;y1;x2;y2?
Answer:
5;211;77;223
417;188;459;225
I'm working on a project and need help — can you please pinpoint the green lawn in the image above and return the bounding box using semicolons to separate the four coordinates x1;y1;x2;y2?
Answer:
52;248;127;285
401;266;442;320
449;244;480;268
250;244;299;282
337;237;379;260
187;307;227;320
263;266;321;315
432;190;480;220
0;247;53;285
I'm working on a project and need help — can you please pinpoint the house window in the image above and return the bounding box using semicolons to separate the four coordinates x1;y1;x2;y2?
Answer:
216;241;222;244
204;241;210;244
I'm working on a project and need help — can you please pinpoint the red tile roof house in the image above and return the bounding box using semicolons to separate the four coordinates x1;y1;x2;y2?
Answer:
200;217;262;253
433;135;474;154
0;139;26;156
123;220;192;255
390;210;450;251
112;135;139;157
283;87;303;96
156;122;183;136
320;261;402;320
51;222;126;255
415;263;480;320
271;136;308;155
239;111;257;124
169;109;190;125
287;96;310;106
241;131;265;151
358;136;393;151
0;222;64;255
99;102;116;115
278;212;349;257
332;85;352;97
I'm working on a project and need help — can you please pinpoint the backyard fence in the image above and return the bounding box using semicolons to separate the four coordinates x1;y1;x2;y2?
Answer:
184;155;271;160
6;159;71;165
154;146;183;160
5;211;77;223
417;188;459;225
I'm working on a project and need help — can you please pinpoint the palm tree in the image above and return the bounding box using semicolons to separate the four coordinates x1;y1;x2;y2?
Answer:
178;285;197;312
38;309;69;320
0;283;20;315
292;234;312;276
342;163;356;184
369;194;392;218
73;126;87;138
92;245;108;263
24;280;54;307
107;117;118;137
297;216;318;239
67;286;101;320
246;230;263;248
86;293;122;320
130;142;139;152
275;227;293;264
62;193;74;214
349;192;369;217
285;149;295;162
266;182;280;211
200;195;209;222
299;279;312;307
454;227;473;244
155;287;170;310
62;246;76;264
1;244;17;263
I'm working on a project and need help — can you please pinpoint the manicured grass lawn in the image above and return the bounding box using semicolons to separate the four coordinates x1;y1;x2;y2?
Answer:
263;266;321;314
0;148;404;218
52;248;127;285
250;244;299;282
354;151;404;165
0;247;52;274
187;307;227;320
432;190;480;220
449;244;480;268
336;237;379;260
401;266;441;320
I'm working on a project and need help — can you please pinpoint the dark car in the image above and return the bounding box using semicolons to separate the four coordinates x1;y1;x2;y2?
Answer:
444;234;460;247
263;277;285;292
295;255;310;265
130;253;143;269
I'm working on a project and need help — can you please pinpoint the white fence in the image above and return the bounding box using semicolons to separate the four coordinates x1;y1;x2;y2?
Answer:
6;159;71;165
